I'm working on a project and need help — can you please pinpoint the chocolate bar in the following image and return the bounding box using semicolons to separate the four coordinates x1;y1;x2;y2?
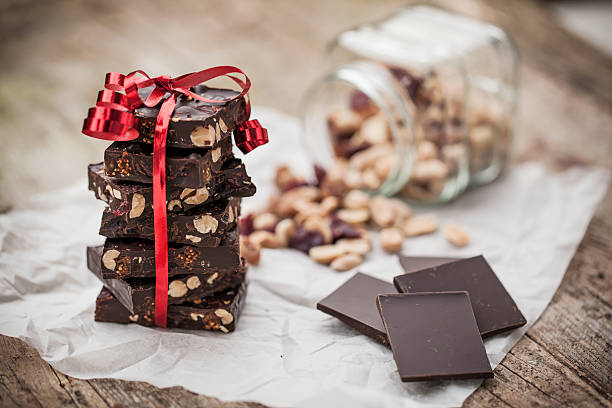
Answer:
104;136;233;187
394;255;526;337
99;197;240;247
88;245;246;315
317;273;396;345
398;255;460;274
88;158;255;216
95;283;246;332
377;292;493;382
134;86;248;150
99;231;240;280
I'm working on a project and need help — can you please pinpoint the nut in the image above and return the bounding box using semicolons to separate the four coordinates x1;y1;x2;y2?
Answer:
320;196;340;213
369;196;396;228
112;189;122;199
302;215;333;244
308;244;346;264
102;249;120;270
167;199;182;211
180;188;195;200
211;147;222;162
336;208;370;225
343;190;370;209
403;215;438;236
185;234;202;243
274;186;321;217
253;213;279;231
362;169;381;190
214;309;234;325
357;113;389;145
128;314;139;322
374;156;395;180
418;141;439;160
390;199;412;227
274;165;305;192
335;238;371;255
206;272;219;285
443;223;470;247
190;313;204;321
219;118;228;132
411;160;448;182
469;125;494;151
249;230;281;249
330;253;363;272
193;215;218;234
345;169;363;189
184;187;210;205
240;236;261;265
129;193;145;219
168;280;188;298
349;144;394;171
219;325;229;333
190;125;215;147
97;186;108;202
275;218;296;247
327;107;363;137
186;275;201;290
380;227;404;253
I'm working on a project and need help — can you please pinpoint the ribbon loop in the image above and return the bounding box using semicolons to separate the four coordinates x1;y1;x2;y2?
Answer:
82;66;268;327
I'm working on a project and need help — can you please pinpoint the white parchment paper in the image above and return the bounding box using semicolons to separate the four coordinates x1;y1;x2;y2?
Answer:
0;108;609;408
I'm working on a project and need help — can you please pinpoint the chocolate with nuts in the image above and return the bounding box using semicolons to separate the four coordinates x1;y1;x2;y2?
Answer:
88;158;255;217
134;85;249;150
99;197;240;247
95;284;246;332
104;136;233;187
88;245;247;315
99;228;240;279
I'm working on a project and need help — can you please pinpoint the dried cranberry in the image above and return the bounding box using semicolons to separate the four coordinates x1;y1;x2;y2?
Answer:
330;214;361;241
239;214;254;236
288;226;325;253
313;164;327;187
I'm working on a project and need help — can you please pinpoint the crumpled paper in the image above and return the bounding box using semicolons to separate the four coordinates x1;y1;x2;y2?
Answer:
0;108;609;408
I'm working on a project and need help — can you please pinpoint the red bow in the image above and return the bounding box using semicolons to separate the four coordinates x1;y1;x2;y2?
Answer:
82;66;268;327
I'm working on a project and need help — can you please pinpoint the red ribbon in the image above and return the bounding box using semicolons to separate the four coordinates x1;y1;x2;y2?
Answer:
82;66;268;327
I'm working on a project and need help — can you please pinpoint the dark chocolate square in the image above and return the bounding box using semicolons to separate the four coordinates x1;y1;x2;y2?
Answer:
394;255;526;337
398;255;460;274
317;273;396;345
377;292;493;382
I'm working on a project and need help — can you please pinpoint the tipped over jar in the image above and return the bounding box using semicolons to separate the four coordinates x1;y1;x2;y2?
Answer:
302;6;518;204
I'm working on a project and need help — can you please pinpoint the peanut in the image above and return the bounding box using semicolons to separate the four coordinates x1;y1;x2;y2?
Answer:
330;253;363;272
253;212;279;231
443;223;470;247
343;189;370;209
403;215;438;236
335;238;371;255
249;231;282;249
240;236;261;265
275;218;296;247
309;245;346;264
380;227;404;253
336;208;370;225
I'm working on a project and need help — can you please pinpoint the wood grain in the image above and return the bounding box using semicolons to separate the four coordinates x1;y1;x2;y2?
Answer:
0;0;611;407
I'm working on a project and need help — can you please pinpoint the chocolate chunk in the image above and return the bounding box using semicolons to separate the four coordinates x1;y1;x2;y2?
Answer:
317;272;396;345
95;282;246;332
99;197;240;247
134;86;248;150
98;229;240;279
377;292;493;382
88;158;255;216
88;246;246;315
394;255;526;337
398;255;460;274
104;137;233;187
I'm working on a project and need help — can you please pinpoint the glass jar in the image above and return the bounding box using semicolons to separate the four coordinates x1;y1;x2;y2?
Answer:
301;6;518;203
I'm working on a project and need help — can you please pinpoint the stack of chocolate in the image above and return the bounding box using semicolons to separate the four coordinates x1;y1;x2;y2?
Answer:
317;255;526;382
86;86;255;332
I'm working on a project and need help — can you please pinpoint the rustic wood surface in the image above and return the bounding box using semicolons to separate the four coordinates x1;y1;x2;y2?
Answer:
0;0;611;407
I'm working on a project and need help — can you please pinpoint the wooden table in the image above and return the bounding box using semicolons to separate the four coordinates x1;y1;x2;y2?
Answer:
0;1;610;406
